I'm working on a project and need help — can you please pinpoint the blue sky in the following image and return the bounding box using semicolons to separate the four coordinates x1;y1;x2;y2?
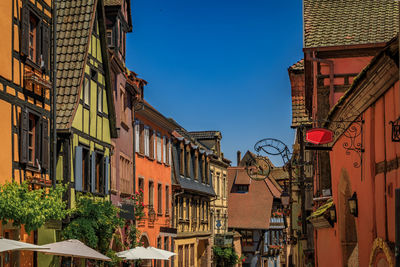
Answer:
126;0;303;165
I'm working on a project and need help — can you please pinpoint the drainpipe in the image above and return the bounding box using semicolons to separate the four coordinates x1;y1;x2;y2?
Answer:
52;0;57;188
306;51;335;112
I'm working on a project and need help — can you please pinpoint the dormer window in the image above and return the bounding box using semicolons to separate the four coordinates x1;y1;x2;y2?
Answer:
237;185;249;193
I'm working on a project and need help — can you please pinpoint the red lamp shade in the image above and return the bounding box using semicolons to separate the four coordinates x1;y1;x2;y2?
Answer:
306;128;334;145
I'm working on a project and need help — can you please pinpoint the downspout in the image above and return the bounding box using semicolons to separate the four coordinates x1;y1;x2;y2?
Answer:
306;51;335;111
52;0;57;188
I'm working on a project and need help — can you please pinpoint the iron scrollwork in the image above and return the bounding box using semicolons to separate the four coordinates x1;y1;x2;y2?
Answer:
328;115;364;168
245;138;291;181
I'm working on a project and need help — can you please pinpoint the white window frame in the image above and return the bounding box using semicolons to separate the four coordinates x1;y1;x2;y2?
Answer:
135;121;140;153
157;133;162;162
162;136;166;163
144;126;149;157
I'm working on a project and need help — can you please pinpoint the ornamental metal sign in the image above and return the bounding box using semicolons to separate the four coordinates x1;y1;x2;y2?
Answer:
306;128;334;145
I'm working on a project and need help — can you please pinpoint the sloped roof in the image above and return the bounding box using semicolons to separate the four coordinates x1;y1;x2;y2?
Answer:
56;0;95;129
228;167;273;229
288;59;304;73
188;131;221;140
289;59;310;128
56;0;116;136
304;0;398;49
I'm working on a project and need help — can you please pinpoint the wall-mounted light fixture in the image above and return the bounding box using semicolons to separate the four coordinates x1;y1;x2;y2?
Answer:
348;192;358;217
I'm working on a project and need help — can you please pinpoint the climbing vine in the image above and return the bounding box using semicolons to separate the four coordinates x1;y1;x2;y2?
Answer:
0;181;68;233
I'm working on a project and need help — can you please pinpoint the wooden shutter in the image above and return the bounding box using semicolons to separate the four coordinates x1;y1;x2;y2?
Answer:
36;21;41;65
139;124;144;154
74;146;83;191
41;118;49;170
104;156;109;195
42;22;49;70
20;109;29;164
91;151;96;193
21;5;29;56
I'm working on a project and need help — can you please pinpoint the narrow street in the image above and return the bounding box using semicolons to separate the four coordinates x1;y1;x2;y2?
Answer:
0;0;398;266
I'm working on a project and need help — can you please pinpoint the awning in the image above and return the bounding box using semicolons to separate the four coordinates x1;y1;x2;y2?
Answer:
117;246;176;260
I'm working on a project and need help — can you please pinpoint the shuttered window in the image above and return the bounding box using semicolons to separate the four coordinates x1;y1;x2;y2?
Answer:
157;183;162;214
149;129;154;159
144;127;149;157
165;185;170;215
20;109;49;171
162;136;166;163
21;4;49;70
134;121;140;153
168;139;172;166
157;133;162;162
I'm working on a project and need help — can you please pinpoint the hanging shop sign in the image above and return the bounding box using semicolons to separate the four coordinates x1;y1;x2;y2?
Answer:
306;128;334;145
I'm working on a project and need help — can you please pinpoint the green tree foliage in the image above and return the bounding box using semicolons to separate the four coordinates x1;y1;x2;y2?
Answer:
212;246;239;267
0;182;68;233
62;196;124;264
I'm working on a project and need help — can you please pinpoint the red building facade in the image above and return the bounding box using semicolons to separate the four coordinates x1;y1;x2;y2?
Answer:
293;1;400;266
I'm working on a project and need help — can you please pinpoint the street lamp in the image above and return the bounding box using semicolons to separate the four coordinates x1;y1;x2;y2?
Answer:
348;192;358;217
329;205;336;222
281;189;290;208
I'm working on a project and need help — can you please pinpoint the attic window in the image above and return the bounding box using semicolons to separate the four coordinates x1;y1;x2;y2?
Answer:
237;185;249;193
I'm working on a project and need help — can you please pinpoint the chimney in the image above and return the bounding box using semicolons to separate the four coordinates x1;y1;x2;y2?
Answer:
237;151;241;166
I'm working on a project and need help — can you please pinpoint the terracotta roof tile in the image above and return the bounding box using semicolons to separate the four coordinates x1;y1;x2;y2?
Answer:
188;131;220;140
228;167;273;229
304;0;398;48
56;0;95;129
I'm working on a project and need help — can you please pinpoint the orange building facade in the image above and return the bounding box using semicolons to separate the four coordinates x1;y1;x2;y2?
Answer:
0;0;53;265
134;101;176;266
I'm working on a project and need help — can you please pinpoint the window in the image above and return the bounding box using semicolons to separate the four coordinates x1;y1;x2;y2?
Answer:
200;201;203;221
205;202;209;221
240;230;253;246
191;200;197;222
179;143;185;175
178;245;183;267
157;133;162;162
157;184;162;215
165;185;170;215
185;148;190;177
185;199;189;220
216;173;220;197
120;156;133;195
95;152;105;194
138;177;144;192
139;123;144;154
237;185;249;193
194;152;199;180
144;127;150;156
106;29;113;47
97;86;103;113
82;147;90;192
184;245;189;267
28;114;36;165
156;237;162;267
20;109;49;170
134;121;140;153
168;139;172;165
190;244;194;267
148;181;154;208
28;15;38;62
164;237;170;267
163;136;166;163
223;175;226;198
120;86;126;124
21;4;50;70
83;76;90;106
179;197;183;219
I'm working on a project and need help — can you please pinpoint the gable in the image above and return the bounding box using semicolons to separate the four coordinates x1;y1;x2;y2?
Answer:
56;0;116;137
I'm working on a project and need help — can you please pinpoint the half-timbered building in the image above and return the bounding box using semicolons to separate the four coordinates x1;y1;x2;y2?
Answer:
0;0;52;265
55;0;116;207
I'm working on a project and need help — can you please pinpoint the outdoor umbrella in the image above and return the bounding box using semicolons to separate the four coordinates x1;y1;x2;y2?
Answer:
146;247;176;259
40;239;111;261
0;238;48;253
117;246;175;260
